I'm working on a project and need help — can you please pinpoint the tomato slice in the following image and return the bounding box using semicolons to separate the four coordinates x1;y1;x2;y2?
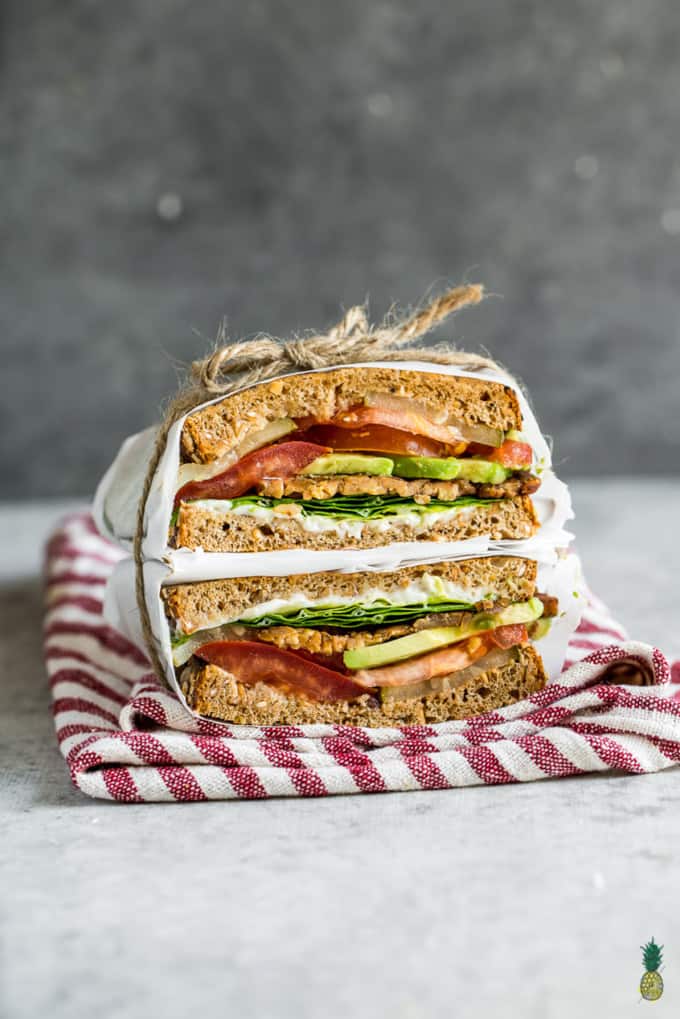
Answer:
174;441;330;509
295;423;448;458
467;439;533;468
488;623;529;649
194;640;369;702
196;624;530;699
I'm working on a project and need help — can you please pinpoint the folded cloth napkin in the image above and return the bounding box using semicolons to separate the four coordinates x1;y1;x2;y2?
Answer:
45;513;680;802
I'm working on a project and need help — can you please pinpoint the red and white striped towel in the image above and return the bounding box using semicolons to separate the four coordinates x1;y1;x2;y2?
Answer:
45;513;680;802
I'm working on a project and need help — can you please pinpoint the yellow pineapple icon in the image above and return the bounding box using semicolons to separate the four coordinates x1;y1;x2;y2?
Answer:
639;938;664;1001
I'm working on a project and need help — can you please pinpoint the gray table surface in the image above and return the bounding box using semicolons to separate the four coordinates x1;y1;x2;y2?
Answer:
1;480;679;1019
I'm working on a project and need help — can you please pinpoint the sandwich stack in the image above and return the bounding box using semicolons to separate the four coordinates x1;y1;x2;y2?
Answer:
95;291;583;728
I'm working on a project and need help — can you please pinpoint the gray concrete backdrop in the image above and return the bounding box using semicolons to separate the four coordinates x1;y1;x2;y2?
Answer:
2;0;680;497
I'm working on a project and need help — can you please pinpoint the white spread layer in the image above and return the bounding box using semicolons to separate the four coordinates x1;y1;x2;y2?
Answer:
190;498;479;539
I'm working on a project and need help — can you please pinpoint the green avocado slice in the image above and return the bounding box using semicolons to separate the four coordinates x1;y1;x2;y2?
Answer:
301;453;394;476
530;617;552;640
342;598;544;670
389;455;511;484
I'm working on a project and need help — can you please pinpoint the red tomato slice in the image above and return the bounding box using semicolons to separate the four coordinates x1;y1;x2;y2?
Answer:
174;441;330;509
271;645;350;675
467;439;533;468
295;423;448;458
332;405;469;448
194;640;370;702
488;623;529;649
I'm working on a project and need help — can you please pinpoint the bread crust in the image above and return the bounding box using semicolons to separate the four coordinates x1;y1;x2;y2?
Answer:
163;555;537;634
174;496;539;555
180;367;522;464
179;645;546;726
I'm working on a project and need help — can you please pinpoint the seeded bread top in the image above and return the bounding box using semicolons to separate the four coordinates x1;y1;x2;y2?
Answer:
180;367;522;464
162;555;537;634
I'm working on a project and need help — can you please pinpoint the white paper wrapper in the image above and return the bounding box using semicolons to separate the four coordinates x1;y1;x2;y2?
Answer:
535;555;585;679
160;531;575;582
93;360;574;567
96;357;580;721
104;549;585;717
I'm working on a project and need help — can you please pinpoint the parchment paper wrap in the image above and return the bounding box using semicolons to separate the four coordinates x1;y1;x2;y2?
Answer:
93;359;580;720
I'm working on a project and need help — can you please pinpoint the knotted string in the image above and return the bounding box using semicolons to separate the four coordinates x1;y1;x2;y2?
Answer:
192;285;493;394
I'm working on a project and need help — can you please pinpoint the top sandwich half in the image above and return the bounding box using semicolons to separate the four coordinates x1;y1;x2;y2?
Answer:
171;366;542;554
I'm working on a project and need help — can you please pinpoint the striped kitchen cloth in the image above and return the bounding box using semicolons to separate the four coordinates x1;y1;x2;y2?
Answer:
45;513;680;802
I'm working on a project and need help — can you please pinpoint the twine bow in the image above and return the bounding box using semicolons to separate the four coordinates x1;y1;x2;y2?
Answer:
135;282;496;680
192;284;493;396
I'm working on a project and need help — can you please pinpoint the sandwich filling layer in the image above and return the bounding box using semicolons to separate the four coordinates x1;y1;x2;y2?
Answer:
183;644;546;726
168;580;558;707
171;381;540;548
180;494;499;540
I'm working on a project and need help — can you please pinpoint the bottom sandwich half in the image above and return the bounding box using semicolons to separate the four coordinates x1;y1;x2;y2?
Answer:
161;556;559;727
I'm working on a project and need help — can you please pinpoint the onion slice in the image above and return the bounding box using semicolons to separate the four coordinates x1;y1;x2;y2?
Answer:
177;417;296;489
364;392;504;448
380;647;512;702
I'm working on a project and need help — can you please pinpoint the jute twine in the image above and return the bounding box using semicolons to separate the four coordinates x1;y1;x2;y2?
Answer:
135;282;501;680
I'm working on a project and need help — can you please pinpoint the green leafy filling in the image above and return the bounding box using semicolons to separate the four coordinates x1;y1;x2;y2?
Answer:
171;632;191;648
225;494;503;521
243;599;475;631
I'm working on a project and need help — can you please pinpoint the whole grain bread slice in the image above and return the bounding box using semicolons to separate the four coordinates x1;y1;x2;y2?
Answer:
163;554;537;634
180;366;522;464
179;644;546;726
174;495;539;555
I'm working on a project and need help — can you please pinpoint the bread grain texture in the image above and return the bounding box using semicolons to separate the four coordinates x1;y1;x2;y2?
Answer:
174;495;539;554
163;555;538;634
180;367;522;464
179;645;546;726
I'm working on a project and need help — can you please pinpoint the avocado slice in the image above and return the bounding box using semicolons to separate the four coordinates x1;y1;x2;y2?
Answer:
457;460;512;484
301;453;394;477
530;617;552;640
343;598;544;670
389;455;511;484
390;455;462;480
